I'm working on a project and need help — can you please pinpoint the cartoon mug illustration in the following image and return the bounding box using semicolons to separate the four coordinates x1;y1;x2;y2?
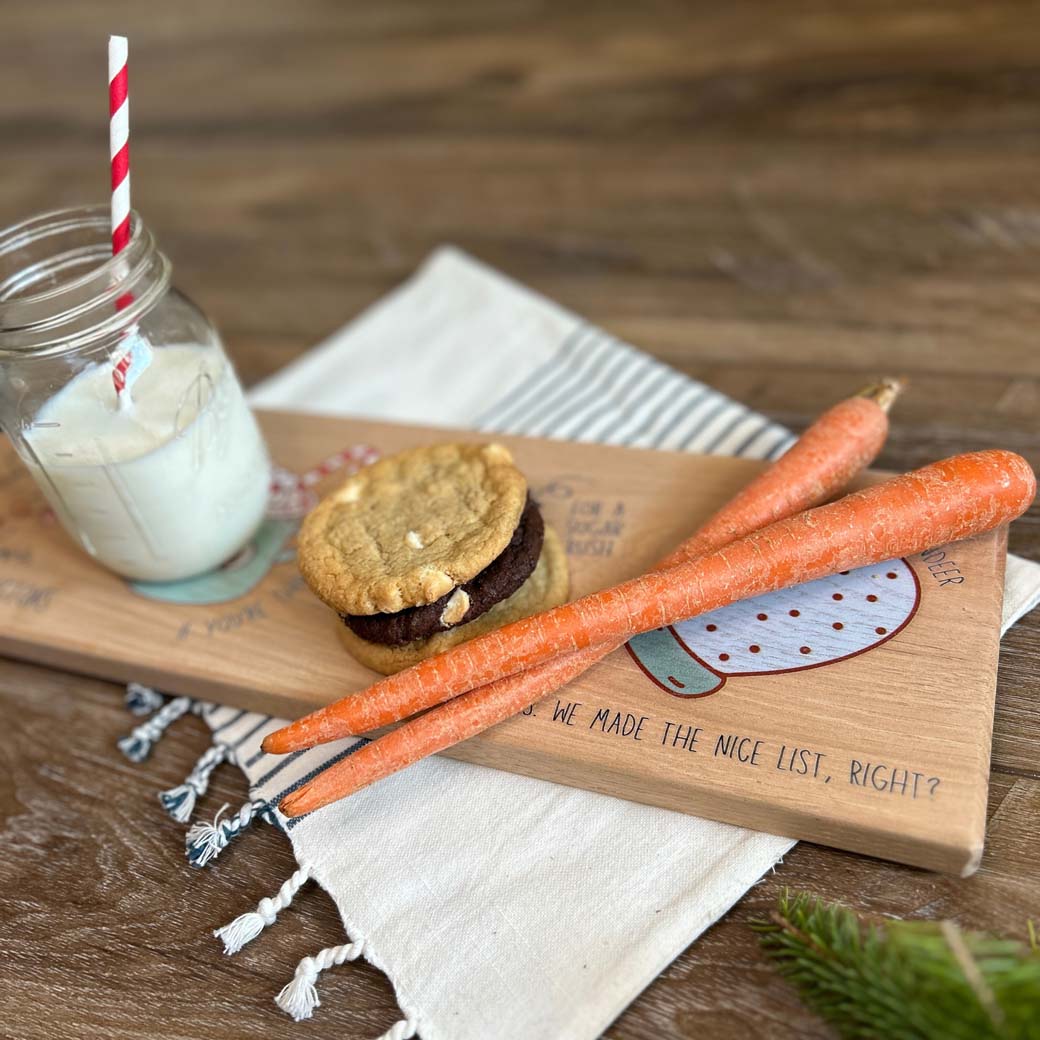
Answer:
627;559;921;697
130;446;378;606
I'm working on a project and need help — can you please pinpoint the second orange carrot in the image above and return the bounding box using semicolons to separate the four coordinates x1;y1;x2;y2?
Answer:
265;381;898;757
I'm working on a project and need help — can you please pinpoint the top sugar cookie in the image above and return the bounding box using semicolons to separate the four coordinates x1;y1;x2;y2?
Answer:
297;442;528;615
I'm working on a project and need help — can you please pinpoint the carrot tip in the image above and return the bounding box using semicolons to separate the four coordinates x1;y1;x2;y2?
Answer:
859;377;905;412
279;792;308;818
261;732;291;755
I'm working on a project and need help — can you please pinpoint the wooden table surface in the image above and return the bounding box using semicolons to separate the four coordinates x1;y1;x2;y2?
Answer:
2;2;1039;1037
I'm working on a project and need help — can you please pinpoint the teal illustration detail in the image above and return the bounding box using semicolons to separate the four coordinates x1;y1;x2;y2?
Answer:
126;447;379;607
627;628;724;696
130;517;299;605
627;558;921;700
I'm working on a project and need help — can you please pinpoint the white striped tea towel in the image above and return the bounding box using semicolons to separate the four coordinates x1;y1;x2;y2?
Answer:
123;247;1040;1040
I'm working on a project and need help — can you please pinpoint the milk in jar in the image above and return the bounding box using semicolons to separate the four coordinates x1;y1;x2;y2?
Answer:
25;345;270;581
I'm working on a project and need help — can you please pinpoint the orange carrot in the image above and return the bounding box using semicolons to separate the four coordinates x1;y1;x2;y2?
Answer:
280;651;594;816
265;381;898;759
280;447;1034;816
655;378;902;569
273;449;1034;810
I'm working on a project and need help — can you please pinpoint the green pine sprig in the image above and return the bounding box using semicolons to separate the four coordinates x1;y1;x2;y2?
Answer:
753;890;1040;1040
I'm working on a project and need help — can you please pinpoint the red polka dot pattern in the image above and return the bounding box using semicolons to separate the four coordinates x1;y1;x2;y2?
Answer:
663;559;918;680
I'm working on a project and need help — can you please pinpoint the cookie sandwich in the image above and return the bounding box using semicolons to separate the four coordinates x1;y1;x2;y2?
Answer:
297;442;569;673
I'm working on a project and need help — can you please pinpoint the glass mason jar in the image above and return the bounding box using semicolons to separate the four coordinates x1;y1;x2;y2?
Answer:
0;205;271;582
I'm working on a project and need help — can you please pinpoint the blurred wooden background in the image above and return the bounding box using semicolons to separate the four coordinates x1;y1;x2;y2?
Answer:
2;1;1039;1037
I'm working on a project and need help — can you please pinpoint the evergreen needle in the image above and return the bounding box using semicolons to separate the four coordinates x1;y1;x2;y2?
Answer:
753;890;1040;1040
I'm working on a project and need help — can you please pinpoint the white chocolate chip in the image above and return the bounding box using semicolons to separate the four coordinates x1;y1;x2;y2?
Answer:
421;568;455;601
405;530;424;549
440;588;470;627
481;443;513;467
335;480;361;503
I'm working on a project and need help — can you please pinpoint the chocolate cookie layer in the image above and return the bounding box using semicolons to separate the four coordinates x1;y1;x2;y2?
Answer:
342;496;545;646
338;526;570;674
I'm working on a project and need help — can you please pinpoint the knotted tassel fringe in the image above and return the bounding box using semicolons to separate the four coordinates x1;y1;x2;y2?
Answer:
274;940;368;1021
376;1017;419;1040
185;799;271;868
159;743;231;823
124;682;164;716
214;863;313;954
118;696;194;762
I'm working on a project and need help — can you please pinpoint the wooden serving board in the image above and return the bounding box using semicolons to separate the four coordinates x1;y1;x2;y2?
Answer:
0;411;1007;874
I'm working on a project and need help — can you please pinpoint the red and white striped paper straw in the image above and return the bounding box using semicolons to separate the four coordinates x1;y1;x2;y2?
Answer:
108;34;152;400
108;35;131;255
